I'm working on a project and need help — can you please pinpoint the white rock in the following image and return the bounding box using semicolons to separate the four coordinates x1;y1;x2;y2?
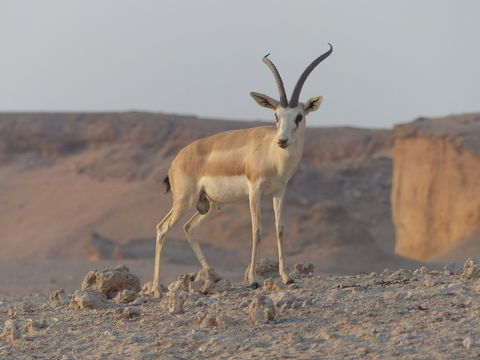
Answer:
2;319;21;341
196;313;234;328
270;291;296;308
413;266;429;276
70;289;110;310
113;289;138;304
169;274;194;292
462;259;480;279
167;290;187;314
117;306;141;319
81;265;141;299
195;267;222;283
463;336;474;349
49;289;70;304
294;263;314;275
248;294;276;324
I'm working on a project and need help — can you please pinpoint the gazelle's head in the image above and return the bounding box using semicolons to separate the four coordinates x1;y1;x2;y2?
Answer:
250;44;333;149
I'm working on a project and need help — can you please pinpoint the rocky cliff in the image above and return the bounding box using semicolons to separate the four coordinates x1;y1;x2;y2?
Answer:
392;113;480;260
0;112;409;274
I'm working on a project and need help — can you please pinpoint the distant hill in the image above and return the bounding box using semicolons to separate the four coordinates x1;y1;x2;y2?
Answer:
0;112;418;274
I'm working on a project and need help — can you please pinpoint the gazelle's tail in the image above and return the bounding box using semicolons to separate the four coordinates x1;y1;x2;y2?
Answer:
163;176;171;193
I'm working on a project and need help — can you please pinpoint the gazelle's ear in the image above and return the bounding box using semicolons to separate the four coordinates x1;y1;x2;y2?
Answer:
250;92;279;111
303;96;323;115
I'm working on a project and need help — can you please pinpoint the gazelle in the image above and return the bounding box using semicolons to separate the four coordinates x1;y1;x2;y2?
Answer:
151;44;333;296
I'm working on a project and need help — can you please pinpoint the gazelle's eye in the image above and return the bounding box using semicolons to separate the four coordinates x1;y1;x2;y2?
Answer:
295;114;303;126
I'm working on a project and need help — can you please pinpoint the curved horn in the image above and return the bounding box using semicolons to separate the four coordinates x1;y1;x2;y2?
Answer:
262;54;288;107
289;43;333;108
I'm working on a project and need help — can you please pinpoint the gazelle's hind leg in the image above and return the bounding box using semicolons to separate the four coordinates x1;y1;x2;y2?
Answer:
184;202;222;269
245;183;262;288
152;200;194;298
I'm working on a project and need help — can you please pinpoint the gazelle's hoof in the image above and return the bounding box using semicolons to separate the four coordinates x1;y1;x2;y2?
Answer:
247;282;259;289
286;278;295;285
153;288;163;299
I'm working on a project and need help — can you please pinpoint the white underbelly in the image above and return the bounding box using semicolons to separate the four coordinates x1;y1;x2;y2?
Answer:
200;176;249;203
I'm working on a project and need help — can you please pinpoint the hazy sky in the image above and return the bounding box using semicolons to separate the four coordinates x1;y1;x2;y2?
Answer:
1;1;479;128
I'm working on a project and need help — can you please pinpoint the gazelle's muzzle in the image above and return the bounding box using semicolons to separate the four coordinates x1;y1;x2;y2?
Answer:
277;138;288;148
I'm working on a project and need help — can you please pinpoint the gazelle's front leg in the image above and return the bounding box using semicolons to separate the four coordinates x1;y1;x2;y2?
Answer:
273;188;292;284
246;184;262;288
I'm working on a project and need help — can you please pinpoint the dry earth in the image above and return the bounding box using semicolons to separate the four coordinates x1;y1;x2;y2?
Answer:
2;261;480;359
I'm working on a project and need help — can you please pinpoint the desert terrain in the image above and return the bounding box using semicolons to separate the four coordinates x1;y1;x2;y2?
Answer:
1;111;480;358
0;112;415;296
2;261;480;359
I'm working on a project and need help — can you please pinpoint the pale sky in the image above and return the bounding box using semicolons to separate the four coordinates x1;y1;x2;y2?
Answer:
0;1;479;128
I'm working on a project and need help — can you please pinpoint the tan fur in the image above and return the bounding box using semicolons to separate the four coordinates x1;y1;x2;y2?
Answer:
150;88;324;298
174;126;276;181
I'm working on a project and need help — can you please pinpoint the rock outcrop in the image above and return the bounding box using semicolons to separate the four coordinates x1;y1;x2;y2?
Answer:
81;265;141;300
392;114;480;260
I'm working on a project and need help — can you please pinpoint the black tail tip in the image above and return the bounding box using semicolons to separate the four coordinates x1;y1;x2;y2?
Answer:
163;176;171;193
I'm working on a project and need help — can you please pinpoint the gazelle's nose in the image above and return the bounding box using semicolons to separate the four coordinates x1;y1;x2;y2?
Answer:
277;138;288;148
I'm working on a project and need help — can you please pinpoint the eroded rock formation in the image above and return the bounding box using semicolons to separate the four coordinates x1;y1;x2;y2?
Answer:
392;114;480;260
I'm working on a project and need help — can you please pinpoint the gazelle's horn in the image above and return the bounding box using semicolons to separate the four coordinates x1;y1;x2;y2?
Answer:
262;54;288;107
289;43;333;108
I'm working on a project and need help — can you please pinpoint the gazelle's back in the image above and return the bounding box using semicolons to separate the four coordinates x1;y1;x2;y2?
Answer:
168;126;276;203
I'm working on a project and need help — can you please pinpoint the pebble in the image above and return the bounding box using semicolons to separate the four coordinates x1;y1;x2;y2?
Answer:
462;259;480;279
2;320;21;341
167;290;187;315
463;336;474;349
248;294;276;324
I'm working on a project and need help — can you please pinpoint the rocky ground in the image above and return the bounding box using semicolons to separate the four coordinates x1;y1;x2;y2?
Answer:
2;260;480;359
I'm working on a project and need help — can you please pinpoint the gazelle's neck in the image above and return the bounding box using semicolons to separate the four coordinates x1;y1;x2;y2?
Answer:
273;122;306;181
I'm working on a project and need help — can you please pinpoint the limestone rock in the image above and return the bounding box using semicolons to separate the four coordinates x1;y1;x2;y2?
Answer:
2;319;21;341
294;262;315;275
81;265;141;299
188;280;203;294
195;267;222;283
413;266;429;276
463;336;474;349
171;269;226;295
196;312;235;328
270;291;297;309
168;274;195;292
462;258;480;279
214;279;232;292
387;269;412;282
262;278;284;291
167;290;187;314
49;289;70;303
117;307;141;320
444;263;462;275
200;279;216;295
70;289;110;310
113;289;137;304
248;295;276;324
140;282;153;296
392;114;480;260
